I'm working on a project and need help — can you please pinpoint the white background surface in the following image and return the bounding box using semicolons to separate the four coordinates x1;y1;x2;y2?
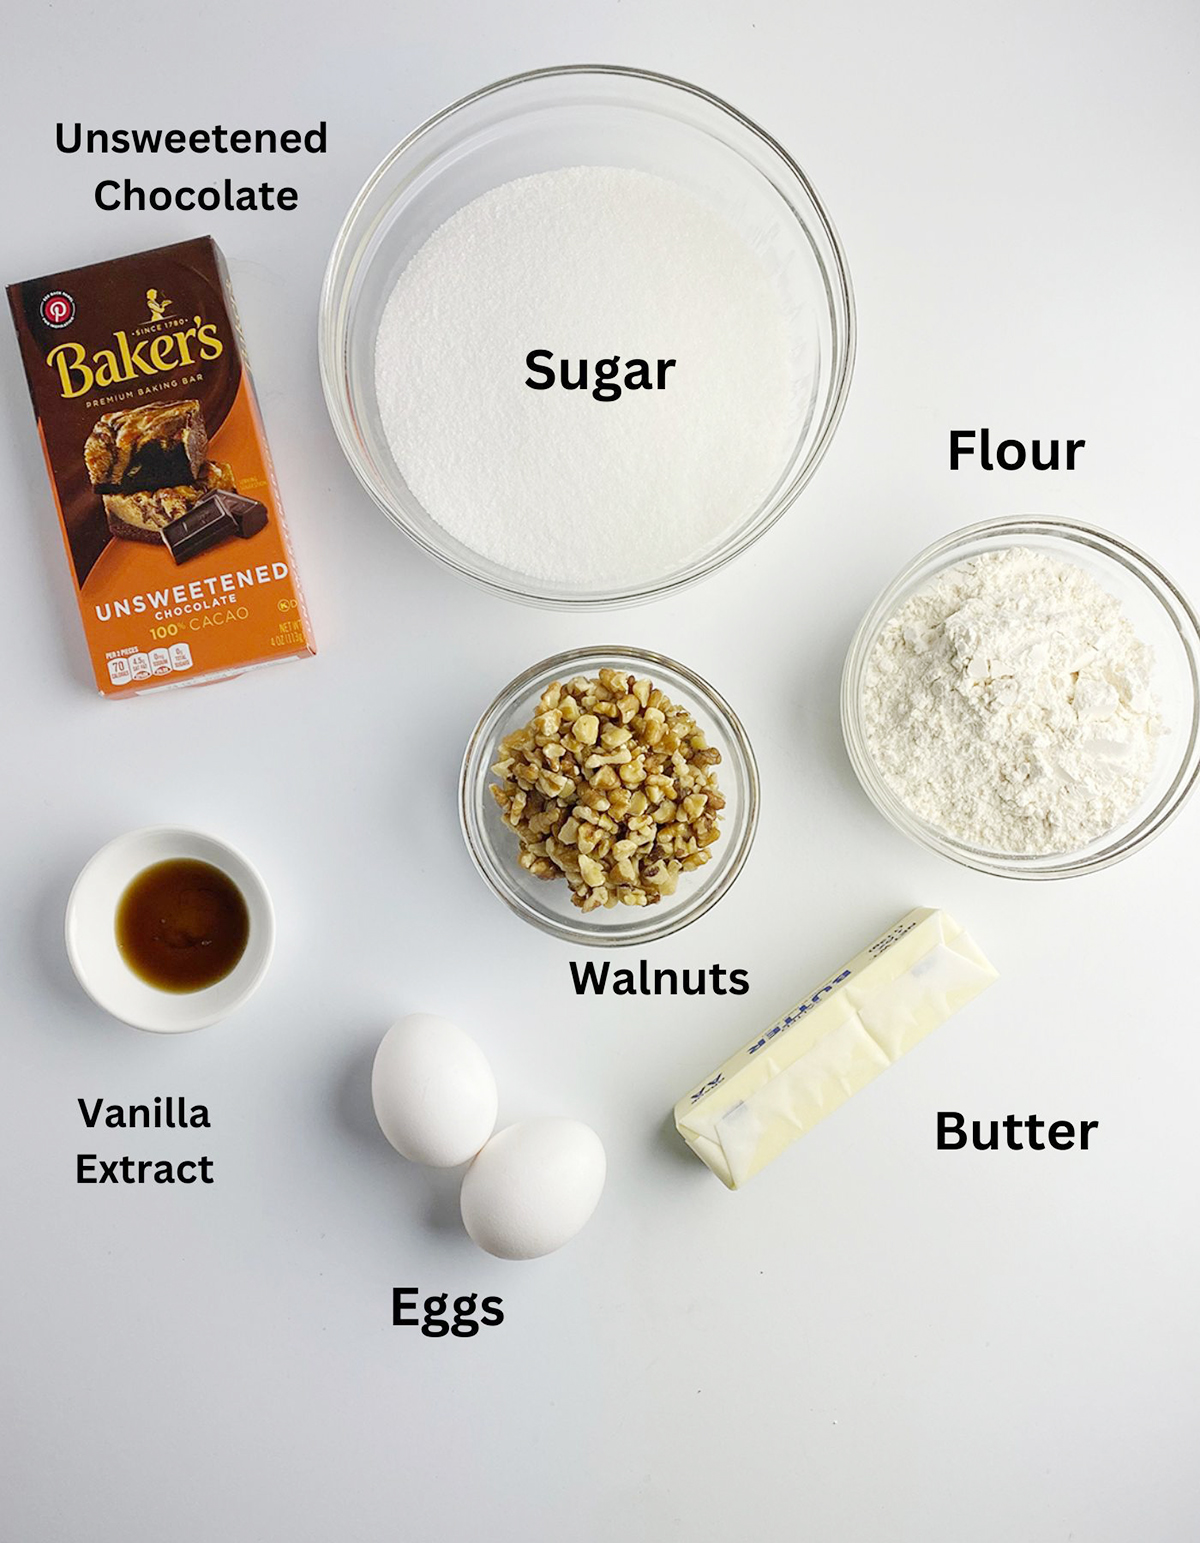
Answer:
2;3;1198;1539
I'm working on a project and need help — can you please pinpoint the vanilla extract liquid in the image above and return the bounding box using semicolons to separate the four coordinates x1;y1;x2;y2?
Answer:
116;858;249;992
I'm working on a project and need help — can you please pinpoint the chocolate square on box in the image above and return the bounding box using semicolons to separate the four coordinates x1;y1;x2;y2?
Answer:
213;490;269;539
161;492;238;564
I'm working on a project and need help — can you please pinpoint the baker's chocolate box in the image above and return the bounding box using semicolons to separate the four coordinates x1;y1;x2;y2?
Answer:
8;236;315;695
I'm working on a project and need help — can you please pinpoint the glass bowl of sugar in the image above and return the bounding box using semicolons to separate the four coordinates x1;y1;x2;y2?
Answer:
841;518;1200;878
460;646;759;944
320;64;855;607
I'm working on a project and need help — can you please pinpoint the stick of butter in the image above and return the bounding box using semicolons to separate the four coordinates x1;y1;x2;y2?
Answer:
674;908;997;1189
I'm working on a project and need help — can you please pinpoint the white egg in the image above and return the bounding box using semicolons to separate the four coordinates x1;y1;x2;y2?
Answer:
371;1014;497;1167
460;1118;606;1260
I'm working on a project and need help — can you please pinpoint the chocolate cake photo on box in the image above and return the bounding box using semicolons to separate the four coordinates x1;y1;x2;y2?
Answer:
84;400;208;493
83;396;271;562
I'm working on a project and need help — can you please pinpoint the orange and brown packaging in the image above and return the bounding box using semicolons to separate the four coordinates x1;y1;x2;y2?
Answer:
8;236;315;696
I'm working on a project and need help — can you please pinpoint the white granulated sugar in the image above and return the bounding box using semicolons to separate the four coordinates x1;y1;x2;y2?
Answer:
862;546;1164;854
374;167;799;586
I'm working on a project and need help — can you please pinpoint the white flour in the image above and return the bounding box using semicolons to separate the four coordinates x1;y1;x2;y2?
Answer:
862;546;1163;854
374;167;799;587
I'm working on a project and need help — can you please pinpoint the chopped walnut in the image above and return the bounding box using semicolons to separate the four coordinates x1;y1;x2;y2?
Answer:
490;670;725;911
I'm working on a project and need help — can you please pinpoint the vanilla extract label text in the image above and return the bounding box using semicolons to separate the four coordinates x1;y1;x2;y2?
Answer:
76;1095;216;1185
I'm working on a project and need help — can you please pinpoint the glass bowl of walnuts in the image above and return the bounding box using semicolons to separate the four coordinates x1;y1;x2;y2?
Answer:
460;646;760;945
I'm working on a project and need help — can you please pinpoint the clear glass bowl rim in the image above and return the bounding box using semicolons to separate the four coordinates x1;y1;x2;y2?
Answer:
318;61;857;610
841;516;1200;879
459;644;761;944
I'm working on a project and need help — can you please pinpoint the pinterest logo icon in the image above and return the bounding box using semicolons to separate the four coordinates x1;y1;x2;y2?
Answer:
39;291;75;328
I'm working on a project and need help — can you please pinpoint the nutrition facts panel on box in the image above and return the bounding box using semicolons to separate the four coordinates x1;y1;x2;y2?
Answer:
106;643;192;684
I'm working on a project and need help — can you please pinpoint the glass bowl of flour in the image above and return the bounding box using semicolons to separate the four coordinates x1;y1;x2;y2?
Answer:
319;64;854;607
841;518;1200;878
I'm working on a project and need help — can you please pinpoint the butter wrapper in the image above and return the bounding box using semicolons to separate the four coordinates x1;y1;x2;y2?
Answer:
674;908;998;1189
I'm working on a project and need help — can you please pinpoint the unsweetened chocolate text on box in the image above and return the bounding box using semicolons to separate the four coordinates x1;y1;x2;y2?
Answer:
8;236;315;696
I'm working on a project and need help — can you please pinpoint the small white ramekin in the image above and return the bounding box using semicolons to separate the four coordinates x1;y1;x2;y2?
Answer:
65;827;274;1032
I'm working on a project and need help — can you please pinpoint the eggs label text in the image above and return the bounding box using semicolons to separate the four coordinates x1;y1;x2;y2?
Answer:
393;1290;505;1336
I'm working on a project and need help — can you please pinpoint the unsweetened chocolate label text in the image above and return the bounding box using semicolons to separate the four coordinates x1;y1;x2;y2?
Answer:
55;121;327;212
